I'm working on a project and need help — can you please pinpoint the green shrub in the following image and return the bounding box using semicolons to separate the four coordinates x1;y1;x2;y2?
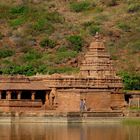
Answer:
40;38;56;48
33;18;47;31
119;71;140;90
42;49;78;64
117;22;131;32
89;25;101;35
23;50;42;62
0;62;49;76
10;5;28;14
37;65;48;74
57;46;68;52
55;50;78;64
127;3;140;13
32;20;54;35
0;49;15;58
20;65;36;76
1;64;37;76
9;17;25;27
67;35;84;52
70;1;91;12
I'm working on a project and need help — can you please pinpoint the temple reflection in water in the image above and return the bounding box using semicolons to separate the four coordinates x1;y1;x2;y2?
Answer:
0;124;140;140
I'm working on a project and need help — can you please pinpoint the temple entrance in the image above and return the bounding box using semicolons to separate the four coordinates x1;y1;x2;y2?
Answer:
1;91;6;99
125;94;132;104
36;90;47;104
11;91;17;99
21;91;31;99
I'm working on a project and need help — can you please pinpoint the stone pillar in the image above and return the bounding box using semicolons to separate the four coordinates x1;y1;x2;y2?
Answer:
50;88;56;106
17;91;21;100
6;91;11;100
31;91;36;101
49;92;52;106
0;91;2;100
45;91;49;106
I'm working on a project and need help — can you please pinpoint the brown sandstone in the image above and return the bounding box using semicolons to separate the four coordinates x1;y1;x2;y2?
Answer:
0;34;127;114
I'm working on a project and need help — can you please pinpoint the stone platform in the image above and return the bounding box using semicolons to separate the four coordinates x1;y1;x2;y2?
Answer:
0;111;124;123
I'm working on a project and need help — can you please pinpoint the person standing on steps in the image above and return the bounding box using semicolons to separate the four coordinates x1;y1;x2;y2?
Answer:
83;99;87;111
80;99;84;111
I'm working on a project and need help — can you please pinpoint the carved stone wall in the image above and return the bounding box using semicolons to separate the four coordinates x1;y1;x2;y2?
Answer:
56;90;80;112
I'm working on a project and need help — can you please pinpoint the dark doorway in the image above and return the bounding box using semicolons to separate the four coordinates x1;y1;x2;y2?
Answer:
36;90;47;104
21;91;31;99
11;91;17;99
125;94;132;103
1;91;6;99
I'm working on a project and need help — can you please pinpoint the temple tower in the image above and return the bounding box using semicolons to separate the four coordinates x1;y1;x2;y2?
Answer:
80;33;115;78
80;33;123;90
79;33;125;111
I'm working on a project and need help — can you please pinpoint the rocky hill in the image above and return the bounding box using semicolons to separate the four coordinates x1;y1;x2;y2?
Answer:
0;0;140;89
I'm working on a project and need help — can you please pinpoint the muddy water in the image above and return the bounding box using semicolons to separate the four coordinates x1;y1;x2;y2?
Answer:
0;123;140;140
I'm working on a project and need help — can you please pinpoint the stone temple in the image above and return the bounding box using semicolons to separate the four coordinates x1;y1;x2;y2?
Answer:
0;34;126;113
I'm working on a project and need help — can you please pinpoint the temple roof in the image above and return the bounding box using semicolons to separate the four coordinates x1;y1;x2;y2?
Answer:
0;76;49;90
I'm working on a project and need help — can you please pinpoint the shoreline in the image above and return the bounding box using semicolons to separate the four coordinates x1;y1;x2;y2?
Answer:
0;111;139;124
0;116;140;124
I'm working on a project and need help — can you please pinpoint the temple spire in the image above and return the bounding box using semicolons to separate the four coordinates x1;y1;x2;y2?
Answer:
94;32;101;42
80;34;117;78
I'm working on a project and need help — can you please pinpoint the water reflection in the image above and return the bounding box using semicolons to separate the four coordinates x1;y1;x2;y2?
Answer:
0;123;139;140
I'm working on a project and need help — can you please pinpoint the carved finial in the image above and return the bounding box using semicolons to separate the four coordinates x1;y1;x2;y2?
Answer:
94;32;101;42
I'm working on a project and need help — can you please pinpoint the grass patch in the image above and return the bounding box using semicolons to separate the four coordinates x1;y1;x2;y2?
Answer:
32;18;54;34
89;25;101;35
0;49;15;58
123;119;140;125
22;50;42;62
127;3;140;13
10;5;28;15
55;50;78;64
46;66;79;74
42;49;78;64
117;22;131;32
40;38;56;48
70;1;93;12
33;18;48;31
9;17;26;27
129;107;140;110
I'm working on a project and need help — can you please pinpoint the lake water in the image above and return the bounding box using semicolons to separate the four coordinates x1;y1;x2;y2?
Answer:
0;123;140;140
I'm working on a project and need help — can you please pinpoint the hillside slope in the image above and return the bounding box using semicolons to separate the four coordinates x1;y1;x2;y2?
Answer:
0;0;140;89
